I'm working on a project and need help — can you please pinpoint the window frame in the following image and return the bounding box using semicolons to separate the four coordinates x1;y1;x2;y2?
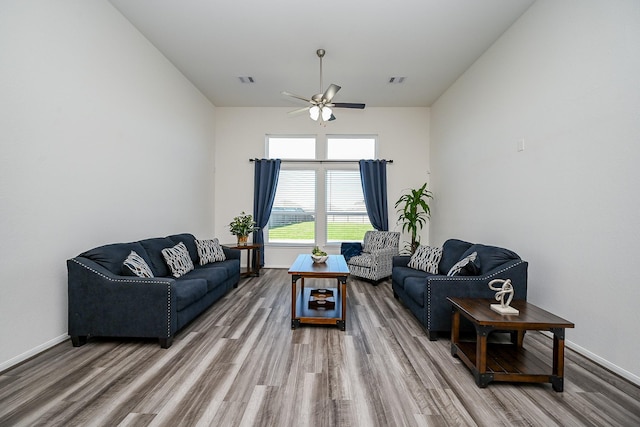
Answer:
265;134;377;247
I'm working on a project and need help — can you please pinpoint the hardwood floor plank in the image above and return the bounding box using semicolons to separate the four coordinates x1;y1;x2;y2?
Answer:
1;268;639;426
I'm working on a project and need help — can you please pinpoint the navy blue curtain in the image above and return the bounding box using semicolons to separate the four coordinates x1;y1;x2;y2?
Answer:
253;159;281;266
359;160;389;231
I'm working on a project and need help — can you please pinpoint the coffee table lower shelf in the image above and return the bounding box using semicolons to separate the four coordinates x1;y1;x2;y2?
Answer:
292;287;344;330
453;341;563;389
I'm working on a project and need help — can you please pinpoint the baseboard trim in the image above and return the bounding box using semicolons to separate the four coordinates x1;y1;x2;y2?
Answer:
540;331;640;387
0;334;69;374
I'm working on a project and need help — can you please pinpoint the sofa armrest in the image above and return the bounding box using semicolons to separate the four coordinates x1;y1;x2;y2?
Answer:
393;255;411;268
67;257;178;343
424;260;528;332
223;247;241;260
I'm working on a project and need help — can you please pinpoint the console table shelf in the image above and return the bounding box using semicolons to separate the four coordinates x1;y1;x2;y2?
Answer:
455;341;555;384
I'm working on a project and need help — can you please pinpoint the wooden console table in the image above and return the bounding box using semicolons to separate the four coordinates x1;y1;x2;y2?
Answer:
223;243;261;278
448;297;574;392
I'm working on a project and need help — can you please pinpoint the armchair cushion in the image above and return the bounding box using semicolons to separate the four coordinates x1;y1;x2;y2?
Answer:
348;254;374;268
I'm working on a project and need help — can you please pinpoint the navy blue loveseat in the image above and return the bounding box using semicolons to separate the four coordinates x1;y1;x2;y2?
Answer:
392;238;528;340
67;233;240;348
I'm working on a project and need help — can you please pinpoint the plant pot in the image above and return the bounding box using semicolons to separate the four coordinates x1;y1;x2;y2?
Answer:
237;235;248;246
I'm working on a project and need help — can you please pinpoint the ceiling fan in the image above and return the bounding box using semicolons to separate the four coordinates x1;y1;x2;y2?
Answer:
282;49;365;122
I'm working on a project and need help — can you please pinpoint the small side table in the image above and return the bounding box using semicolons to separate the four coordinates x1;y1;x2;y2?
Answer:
223;243;262;278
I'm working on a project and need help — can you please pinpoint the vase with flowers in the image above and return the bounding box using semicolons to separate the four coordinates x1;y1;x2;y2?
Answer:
229;211;257;245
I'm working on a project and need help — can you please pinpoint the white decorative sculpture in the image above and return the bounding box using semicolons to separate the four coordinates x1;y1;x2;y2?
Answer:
488;278;519;315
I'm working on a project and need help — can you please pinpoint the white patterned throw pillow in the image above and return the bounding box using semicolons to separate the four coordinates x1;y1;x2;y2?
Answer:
447;251;478;276
195;238;226;265
408;245;443;274
161;242;194;278
122;250;154;278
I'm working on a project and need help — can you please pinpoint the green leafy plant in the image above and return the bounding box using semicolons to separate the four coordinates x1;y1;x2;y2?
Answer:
228;211;257;236
312;246;327;256
395;182;433;254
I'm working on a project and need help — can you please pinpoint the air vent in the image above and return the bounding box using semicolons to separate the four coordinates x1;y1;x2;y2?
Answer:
388;76;406;84
238;76;255;84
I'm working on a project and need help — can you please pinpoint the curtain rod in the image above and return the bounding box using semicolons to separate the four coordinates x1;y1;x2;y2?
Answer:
249;158;393;164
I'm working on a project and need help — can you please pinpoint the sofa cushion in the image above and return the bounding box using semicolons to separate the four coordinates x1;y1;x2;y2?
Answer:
168;233;199;264
182;265;229;292
461;244;520;275
122;250;154;278
80;242;151;275
438;239;473;275
162;242;195;278
195;238;226;265
408;245;442;273
211;259;241;280
447;251;480;277
139;237;176;277
173;278;208;311
392;266;430;290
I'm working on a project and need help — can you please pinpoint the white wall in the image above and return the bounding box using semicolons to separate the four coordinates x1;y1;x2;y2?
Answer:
214;107;430;267
0;1;216;371
430;0;640;382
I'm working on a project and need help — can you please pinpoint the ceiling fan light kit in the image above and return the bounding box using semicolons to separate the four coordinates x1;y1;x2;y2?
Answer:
282;49;365;123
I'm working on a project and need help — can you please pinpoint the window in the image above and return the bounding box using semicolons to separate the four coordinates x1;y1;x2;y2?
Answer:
268;169;316;243
325;169;372;243
266;135;376;245
327;136;376;160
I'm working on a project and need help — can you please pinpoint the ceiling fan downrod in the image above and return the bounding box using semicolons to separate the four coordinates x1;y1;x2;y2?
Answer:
317;49;325;98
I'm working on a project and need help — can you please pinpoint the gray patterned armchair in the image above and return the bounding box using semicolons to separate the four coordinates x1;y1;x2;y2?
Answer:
345;231;400;283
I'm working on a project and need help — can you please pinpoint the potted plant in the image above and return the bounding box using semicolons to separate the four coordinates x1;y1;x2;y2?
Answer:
229;211;257;245
395;182;433;254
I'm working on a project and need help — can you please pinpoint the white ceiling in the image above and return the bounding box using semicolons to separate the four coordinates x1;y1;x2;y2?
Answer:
109;0;534;108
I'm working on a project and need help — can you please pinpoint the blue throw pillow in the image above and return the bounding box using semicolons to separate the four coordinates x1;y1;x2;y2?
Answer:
341;242;362;261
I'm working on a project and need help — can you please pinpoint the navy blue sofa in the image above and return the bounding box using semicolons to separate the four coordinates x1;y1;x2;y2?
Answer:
67;233;240;348
392;239;528;340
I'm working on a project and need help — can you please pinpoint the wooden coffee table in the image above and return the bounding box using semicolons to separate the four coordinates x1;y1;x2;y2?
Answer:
288;254;349;330
448;297;574;392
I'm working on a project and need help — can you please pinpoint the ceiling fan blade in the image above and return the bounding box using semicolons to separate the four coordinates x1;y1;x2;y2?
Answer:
281;91;311;103
332;102;366;109
288;106;310;115
322;84;341;103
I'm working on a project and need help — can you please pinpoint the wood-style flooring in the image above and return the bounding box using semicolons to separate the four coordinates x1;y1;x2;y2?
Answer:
1;268;639;426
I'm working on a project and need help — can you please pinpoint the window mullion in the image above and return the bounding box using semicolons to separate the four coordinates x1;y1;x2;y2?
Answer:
316;166;327;247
